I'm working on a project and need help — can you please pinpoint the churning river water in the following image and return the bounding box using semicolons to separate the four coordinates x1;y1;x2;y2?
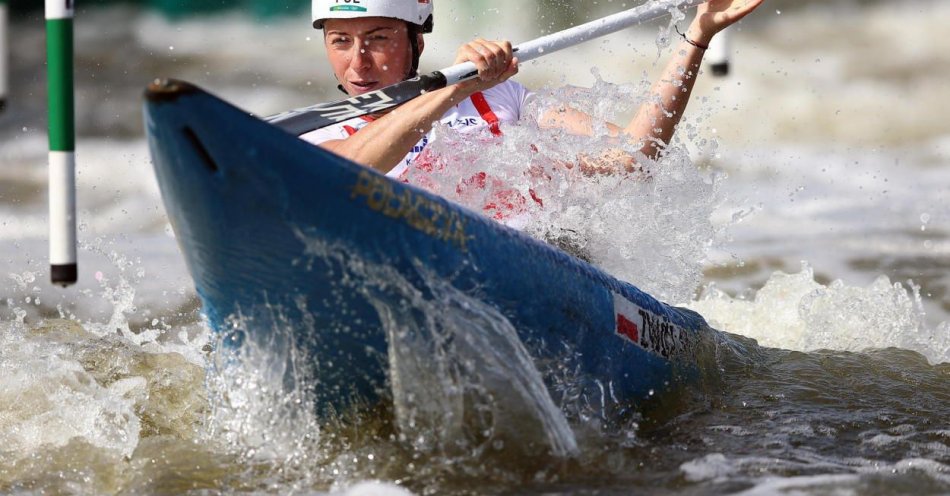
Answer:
1;1;948;494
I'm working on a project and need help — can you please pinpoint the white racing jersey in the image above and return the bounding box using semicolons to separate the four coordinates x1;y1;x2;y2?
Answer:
300;80;532;178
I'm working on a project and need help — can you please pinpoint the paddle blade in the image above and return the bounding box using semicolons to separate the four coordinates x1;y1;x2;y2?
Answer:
266;72;448;136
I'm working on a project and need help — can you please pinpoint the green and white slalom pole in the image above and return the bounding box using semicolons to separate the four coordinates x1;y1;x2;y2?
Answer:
47;0;77;286
0;0;9;112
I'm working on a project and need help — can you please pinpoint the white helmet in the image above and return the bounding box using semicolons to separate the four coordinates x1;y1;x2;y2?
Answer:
312;0;434;33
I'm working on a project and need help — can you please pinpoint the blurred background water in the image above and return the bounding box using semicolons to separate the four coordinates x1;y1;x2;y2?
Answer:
0;0;948;494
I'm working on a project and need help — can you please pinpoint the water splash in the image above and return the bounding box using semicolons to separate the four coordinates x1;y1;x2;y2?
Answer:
372;266;578;459
409;76;724;304
203;305;325;491
294;233;579;460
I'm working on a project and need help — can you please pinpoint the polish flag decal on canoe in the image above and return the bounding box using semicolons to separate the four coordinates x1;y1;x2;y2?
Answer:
612;292;693;360
616;311;640;345
613;293;646;348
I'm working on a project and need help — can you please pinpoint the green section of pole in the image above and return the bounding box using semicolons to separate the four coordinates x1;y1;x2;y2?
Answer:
46;18;74;151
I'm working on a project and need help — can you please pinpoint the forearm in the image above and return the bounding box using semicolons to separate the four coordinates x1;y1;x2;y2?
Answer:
538;38;707;171
320;85;470;174
625;38;706;160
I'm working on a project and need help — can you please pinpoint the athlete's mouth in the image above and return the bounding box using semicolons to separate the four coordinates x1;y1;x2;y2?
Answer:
349;81;379;93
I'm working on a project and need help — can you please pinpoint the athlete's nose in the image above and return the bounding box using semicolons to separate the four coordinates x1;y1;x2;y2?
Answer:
347;39;372;73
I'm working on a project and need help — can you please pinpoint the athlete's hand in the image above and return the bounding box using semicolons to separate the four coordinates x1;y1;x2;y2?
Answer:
688;0;764;46
453;39;519;93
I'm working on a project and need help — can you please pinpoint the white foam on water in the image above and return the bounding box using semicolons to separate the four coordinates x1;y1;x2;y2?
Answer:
336;481;415;496
0;314;209;471
690;263;949;365
682;453;950;494
0;322;143;460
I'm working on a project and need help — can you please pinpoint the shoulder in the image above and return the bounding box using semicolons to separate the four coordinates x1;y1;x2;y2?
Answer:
477;80;534;120
481;80;533;105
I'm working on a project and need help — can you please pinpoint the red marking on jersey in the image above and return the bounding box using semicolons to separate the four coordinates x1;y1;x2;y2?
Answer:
342;116;376;137
470;91;502;136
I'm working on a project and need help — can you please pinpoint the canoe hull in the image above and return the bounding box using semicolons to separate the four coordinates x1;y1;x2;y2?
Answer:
144;80;710;416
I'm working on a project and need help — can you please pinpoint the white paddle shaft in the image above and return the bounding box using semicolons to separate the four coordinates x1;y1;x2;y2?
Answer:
441;0;704;85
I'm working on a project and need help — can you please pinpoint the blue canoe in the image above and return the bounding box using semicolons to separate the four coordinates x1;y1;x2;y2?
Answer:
144;79;712;417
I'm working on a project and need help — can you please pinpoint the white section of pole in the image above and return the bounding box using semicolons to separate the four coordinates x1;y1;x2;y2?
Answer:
49;151;77;266
707;27;732;77
46;0;74;20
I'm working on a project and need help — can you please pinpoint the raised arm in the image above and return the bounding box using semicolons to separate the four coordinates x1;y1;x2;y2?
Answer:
541;0;764;166
629;0;764;157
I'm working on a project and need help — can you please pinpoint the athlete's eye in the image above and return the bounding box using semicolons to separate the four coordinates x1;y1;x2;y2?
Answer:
329;36;351;47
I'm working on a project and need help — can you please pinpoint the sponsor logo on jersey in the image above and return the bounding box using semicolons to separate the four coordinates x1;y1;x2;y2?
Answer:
448;117;482;129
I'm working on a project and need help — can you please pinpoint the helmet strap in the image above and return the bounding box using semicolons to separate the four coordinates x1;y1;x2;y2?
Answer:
407;23;422;79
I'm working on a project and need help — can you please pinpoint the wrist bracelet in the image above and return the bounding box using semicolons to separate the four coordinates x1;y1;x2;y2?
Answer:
675;25;709;50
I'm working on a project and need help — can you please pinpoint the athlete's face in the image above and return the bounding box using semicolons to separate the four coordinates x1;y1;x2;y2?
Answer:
323;17;423;96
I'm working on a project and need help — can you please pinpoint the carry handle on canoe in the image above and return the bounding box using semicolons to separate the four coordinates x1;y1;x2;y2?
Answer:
266;0;704;136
